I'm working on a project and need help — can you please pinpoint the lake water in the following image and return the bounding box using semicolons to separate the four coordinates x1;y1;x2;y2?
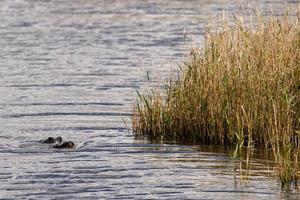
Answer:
0;0;300;199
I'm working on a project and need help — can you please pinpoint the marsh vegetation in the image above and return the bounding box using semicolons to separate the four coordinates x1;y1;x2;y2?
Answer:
132;10;300;188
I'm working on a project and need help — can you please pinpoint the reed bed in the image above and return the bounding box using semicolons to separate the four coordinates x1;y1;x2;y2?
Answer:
132;11;300;187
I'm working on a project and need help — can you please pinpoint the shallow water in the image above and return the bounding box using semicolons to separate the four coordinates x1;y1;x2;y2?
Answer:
0;0;300;199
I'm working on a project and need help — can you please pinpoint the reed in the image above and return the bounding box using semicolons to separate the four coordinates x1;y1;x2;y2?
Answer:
132;11;300;187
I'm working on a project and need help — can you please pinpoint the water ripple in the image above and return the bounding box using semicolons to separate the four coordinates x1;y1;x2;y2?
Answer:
6;112;131;118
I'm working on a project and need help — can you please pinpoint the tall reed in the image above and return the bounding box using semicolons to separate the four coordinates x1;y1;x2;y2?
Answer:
132;11;300;187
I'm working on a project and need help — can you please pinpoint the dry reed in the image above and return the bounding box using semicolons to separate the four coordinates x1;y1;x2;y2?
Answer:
132;10;300;188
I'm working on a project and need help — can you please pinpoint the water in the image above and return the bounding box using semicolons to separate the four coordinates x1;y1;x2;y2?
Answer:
0;0;300;199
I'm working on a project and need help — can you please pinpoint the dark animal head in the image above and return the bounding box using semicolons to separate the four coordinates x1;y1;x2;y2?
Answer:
43;137;55;143
56;136;63;143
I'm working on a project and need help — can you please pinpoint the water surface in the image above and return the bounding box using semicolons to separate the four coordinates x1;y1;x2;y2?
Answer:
0;0;300;199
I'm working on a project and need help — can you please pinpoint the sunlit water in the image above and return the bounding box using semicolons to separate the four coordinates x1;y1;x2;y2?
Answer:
0;0;300;199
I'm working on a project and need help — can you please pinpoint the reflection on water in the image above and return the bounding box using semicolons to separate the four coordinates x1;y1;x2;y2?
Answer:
0;0;300;199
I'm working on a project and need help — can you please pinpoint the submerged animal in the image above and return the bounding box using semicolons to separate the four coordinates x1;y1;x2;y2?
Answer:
42;136;62;144
53;141;75;149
